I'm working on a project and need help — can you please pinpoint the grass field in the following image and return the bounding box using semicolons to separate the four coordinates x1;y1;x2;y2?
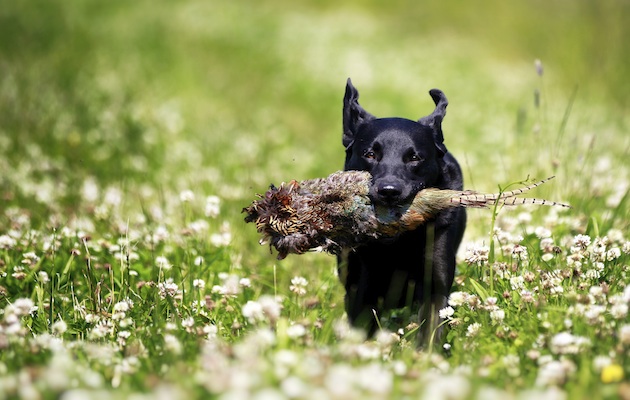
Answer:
1;0;629;399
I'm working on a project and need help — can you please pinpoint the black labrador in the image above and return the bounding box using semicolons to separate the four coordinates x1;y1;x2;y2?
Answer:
338;78;466;346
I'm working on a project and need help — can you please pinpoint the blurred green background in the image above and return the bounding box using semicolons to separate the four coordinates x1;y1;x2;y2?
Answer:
1;0;628;238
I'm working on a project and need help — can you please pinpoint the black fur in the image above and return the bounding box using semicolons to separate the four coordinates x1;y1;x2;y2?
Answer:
339;78;466;346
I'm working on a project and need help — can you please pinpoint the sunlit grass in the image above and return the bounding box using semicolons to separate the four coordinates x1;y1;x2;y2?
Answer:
1;0;629;398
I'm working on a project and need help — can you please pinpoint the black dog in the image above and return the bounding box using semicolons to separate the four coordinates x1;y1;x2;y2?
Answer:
338;78;466;346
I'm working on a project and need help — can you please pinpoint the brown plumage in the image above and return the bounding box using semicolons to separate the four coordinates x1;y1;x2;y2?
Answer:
243;171;570;259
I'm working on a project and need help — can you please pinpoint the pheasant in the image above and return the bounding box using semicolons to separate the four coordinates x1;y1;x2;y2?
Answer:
243;171;569;259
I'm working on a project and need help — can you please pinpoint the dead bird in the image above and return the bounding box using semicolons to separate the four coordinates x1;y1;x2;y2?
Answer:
243;171;569;259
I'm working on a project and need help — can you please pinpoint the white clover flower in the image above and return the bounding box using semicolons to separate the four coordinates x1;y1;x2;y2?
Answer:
188;220;210;234
281;376;308;399
541;253;554;262
210;231;232;247
494;226;514;243
355;343;381;360
211;285;226;295
325;364;355;397
21;251;40;265
622;241;630;255
573;234;591;250
466;323;482;338
356;363;393;395
610;303;628;319
155;256;172;270
51;319;68;336
485;297;498;307
286;324;307;339
239;278;251;288
275;349;299;369
217;272;229;280
334;319;366;343
8;298;36;316
606;229;624;243
535;360;568;386
422;373;471;400
594;236;609;248
190;300;206;315
85;314;100;324
242;300;265;323
593;355;612;372
204;324;218;339
438;306;455;320
584;269;600;280
259;295;283;322
212;274;241;297
511;244;529;261
503;354;521;377
0;234;17;249
181;317;195;329
82;177;100;202
540;237;555;251
194;256;204;266
193;279;206;289
118;330;131;340
112;311;126;321
606;247;621;261
520;289;535;303
119;318;133;328
152;226;170;243
375;329;399;348
104;187;122;207
535;226;552;239
289;276;308;296
89;320;114;340
164;334;182;354
158;278;180;299
510;276;525;290
609;293;626;305
165;322;178;331
113;300;131;313
205;196;221;218
12;266;26;280
179;190;195;203
4;317;24;336
566;252;583;268
464;243;489;265
584;305;606;323
490;309;505;323
392;360;408;376
549;332;591;355
448;291;469;307
38;271;50;284
619;324;630;345
518;212;532;223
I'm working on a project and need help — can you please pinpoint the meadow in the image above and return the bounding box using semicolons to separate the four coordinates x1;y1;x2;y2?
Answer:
0;0;629;399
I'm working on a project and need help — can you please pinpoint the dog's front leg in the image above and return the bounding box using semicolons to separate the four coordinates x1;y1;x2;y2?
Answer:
417;221;458;348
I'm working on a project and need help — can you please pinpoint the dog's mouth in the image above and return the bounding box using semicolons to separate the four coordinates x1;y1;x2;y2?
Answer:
371;188;418;208
372;198;414;221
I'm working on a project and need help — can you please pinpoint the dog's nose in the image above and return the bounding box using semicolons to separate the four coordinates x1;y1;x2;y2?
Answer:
377;184;402;202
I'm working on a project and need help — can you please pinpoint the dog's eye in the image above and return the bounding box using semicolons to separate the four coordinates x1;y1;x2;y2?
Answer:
363;150;376;159
408;154;424;163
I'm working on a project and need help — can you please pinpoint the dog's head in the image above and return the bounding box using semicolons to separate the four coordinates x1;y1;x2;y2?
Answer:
342;78;450;207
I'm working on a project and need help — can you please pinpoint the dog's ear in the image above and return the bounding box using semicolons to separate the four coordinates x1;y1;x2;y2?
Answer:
418;89;448;157
343;78;375;149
